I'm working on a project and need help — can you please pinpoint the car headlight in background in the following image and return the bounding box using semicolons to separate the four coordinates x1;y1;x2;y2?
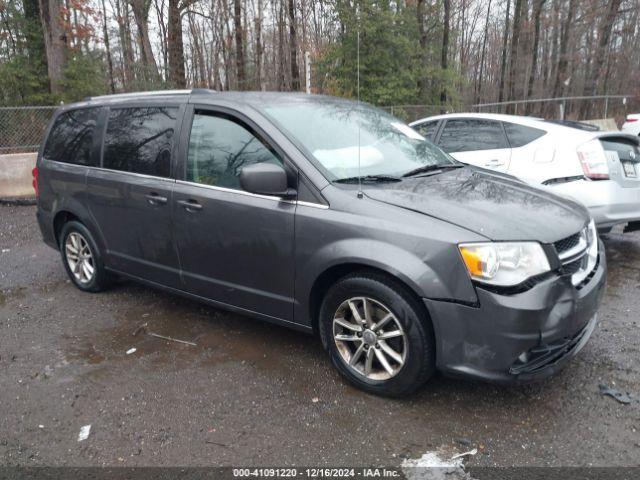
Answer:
458;242;551;287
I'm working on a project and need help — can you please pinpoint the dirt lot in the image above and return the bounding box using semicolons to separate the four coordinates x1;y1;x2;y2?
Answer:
1;204;639;468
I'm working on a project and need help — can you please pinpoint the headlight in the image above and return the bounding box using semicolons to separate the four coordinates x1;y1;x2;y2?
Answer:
458;242;551;287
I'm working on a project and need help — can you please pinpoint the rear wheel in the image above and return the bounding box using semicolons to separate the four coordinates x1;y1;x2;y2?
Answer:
319;273;435;397
59;221;112;292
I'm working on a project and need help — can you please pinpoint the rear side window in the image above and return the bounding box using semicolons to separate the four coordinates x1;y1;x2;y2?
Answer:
103;107;178;177
438;119;508;153
43;108;101;166
413;121;439;140
187;113;283;190
503;122;546;147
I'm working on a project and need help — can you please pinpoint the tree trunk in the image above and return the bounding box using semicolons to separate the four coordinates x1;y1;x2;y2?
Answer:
255;0;263;89
525;0;546;113
168;0;186;88
288;0;300;90
498;0;511;105
552;0;576;100
154;0;169;80
130;0;159;81
440;0;450;109
476;0;492;105
506;0;524;112
115;0;135;88
101;0;116;93
583;0;623;117
233;0;246;89
38;0;67;94
24;0;47;71
416;0;428;101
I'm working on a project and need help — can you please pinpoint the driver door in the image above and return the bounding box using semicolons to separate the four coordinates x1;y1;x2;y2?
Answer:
172;106;297;321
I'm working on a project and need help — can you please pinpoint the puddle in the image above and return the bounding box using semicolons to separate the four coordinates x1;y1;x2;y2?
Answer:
66;343;106;365
63;282;325;387
0;286;26;306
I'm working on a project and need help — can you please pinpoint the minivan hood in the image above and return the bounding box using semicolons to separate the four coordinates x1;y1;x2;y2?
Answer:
364;167;589;243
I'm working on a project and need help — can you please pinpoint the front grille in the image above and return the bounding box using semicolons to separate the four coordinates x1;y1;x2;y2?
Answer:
554;232;581;256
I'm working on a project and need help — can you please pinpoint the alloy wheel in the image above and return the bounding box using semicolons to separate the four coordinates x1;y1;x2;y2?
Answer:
65;232;95;284
332;297;407;380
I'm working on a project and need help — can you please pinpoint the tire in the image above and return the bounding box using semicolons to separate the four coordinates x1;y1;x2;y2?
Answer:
319;272;435;397
59;220;112;292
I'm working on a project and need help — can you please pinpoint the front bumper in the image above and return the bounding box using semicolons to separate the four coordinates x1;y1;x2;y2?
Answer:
549;179;640;229
425;241;607;384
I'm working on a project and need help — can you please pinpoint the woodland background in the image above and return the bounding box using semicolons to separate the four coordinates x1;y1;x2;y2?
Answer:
0;0;639;118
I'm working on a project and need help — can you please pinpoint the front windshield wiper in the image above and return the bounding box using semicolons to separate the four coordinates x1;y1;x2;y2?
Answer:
334;174;402;184
401;163;463;178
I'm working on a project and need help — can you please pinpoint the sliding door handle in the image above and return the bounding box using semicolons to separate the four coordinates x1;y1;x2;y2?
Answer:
177;199;203;212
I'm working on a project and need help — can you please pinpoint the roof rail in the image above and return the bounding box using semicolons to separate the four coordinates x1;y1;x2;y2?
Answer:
83;89;198;102
190;88;217;95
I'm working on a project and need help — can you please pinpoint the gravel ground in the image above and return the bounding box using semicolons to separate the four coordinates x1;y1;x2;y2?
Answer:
1;204;639;468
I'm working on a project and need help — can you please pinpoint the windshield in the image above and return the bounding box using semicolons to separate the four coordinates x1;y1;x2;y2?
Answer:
261;100;457;180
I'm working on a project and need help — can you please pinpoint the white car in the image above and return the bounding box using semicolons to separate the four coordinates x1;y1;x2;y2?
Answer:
621;113;640;136
410;113;640;232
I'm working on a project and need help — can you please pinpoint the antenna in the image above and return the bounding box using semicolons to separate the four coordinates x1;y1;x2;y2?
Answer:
356;8;363;199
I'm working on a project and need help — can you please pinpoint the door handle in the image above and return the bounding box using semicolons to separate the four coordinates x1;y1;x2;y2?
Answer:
145;193;168;205
485;159;505;166
177;199;203;212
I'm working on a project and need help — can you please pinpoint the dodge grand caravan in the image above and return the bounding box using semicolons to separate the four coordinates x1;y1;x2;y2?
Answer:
35;90;607;396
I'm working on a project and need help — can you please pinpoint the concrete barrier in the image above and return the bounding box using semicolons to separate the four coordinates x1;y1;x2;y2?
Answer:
0;152;37;200
584;118;619;131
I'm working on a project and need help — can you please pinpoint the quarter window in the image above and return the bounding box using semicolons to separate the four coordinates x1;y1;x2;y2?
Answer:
438;119;508;153
43;108;101;166
187;113;283;190
103;107;177;177
503;122;546;147
413;121;439;140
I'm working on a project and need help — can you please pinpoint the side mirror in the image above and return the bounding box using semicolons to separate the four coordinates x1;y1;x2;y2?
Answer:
240;163;296;198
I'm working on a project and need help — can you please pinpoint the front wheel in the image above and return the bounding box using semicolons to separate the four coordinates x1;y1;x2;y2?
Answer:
319;273;435;397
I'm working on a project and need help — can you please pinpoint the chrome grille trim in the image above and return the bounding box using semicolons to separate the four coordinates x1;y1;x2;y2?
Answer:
556;229;588;262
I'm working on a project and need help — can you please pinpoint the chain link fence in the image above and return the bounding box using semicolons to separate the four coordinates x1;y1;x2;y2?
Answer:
0;95;637;154
0;106;57;155
381;95;639;124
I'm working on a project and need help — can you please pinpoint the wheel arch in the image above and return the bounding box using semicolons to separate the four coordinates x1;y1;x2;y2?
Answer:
51;205;106;254
307;262;435;344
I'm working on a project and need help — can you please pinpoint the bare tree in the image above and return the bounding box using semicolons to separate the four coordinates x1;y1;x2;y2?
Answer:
506;0;524;111
288;0;300;90
440;0;451;108
101;0;116;93
234;0;246;88
525;0;546;113
582;0;623;117
129;0;160;80
552;0;576;100
498;0;511;105
38;0;67;94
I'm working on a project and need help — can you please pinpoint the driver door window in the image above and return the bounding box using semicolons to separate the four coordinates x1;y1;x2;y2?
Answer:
187;113;283;190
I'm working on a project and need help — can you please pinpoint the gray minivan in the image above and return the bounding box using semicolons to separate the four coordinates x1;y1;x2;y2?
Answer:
35;90;607;396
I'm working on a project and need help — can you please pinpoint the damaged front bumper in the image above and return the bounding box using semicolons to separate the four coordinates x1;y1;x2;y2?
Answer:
425;241;607;384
